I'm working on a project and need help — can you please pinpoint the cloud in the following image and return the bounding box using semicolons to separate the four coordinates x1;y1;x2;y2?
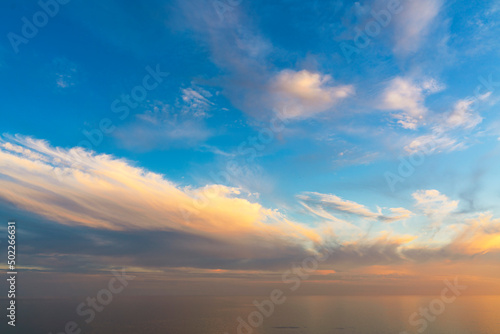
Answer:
445;213;500;255
298;192;412;223
333;150;380;169
2;135;500;290
269;70;354;119
404;132;464;155
404;94;487;154
392;0;443;54
326;233;418;268
174;0;353;121
380;77;443;129
173;0;273;118
114;86;215;150
388;207;414;221
323;212;500;269
52;57;78;89
412;189;459;216
0;135;323;253
180;86;214;118
445;98;483;129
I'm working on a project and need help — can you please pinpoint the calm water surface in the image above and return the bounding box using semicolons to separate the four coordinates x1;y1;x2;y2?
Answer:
2;296;500;334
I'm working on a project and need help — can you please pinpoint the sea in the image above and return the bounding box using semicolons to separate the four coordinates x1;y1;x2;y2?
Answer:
1;295;499;334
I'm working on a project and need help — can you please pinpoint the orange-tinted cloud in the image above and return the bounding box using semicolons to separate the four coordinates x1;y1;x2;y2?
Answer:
2;134;500;292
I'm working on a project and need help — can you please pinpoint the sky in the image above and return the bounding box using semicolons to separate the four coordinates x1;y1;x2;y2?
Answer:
0;0;500;296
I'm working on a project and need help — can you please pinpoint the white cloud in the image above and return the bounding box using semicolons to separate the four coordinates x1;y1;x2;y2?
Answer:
421;79;446;93
180;86;214;118
115;85;216;150
412;189;458;217
404;94;487;155
404;133;464;155
445;98;482;129
298;192;412;223
0;135;322;251
269;70;354;119
392;0;443;54
380;77;443;129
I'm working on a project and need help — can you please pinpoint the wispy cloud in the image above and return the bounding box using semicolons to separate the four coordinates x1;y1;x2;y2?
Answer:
114;85;215;150
392;0;444;54
298;192;412;223
444;98;483;129
52;57;78;89
404;92;491;154
179;86;214;118
404;133;463;155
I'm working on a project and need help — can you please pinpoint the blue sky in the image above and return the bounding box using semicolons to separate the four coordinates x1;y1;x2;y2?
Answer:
1;0;500;295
